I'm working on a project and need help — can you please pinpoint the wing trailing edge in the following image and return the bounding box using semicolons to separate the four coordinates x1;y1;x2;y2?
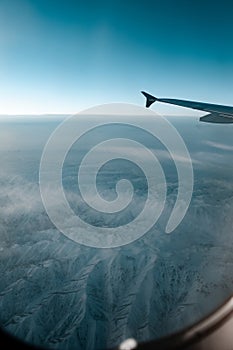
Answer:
200;113;233;123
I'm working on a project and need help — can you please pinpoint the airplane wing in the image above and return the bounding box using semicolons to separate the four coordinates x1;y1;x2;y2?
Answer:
141;91;233;123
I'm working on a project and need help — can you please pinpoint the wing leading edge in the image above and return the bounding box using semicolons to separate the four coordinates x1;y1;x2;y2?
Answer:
141;91;233;124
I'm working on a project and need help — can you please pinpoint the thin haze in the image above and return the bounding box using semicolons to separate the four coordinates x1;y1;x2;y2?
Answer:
0;0;233;114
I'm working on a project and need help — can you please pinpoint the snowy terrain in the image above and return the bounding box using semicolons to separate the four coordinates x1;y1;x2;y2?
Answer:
0;116;233;349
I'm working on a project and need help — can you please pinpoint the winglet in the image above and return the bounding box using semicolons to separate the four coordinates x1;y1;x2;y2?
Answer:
141;91;157;108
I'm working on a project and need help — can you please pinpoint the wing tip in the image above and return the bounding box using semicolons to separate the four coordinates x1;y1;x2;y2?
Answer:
141;91;157;108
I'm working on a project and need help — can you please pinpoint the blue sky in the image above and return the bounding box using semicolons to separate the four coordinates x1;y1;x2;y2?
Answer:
1;0;233;114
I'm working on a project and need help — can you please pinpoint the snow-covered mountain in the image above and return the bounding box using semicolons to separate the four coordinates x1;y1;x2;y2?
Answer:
0;117;233;349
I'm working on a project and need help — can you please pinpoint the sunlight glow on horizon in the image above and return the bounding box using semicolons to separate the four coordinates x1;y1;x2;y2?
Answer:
0;92;92;115
0;98;204;117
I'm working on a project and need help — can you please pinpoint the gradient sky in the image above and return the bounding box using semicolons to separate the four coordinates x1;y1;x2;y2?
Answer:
1;0;233;114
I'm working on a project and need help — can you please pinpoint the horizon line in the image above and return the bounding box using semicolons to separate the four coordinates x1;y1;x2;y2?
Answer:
0;113;199;117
